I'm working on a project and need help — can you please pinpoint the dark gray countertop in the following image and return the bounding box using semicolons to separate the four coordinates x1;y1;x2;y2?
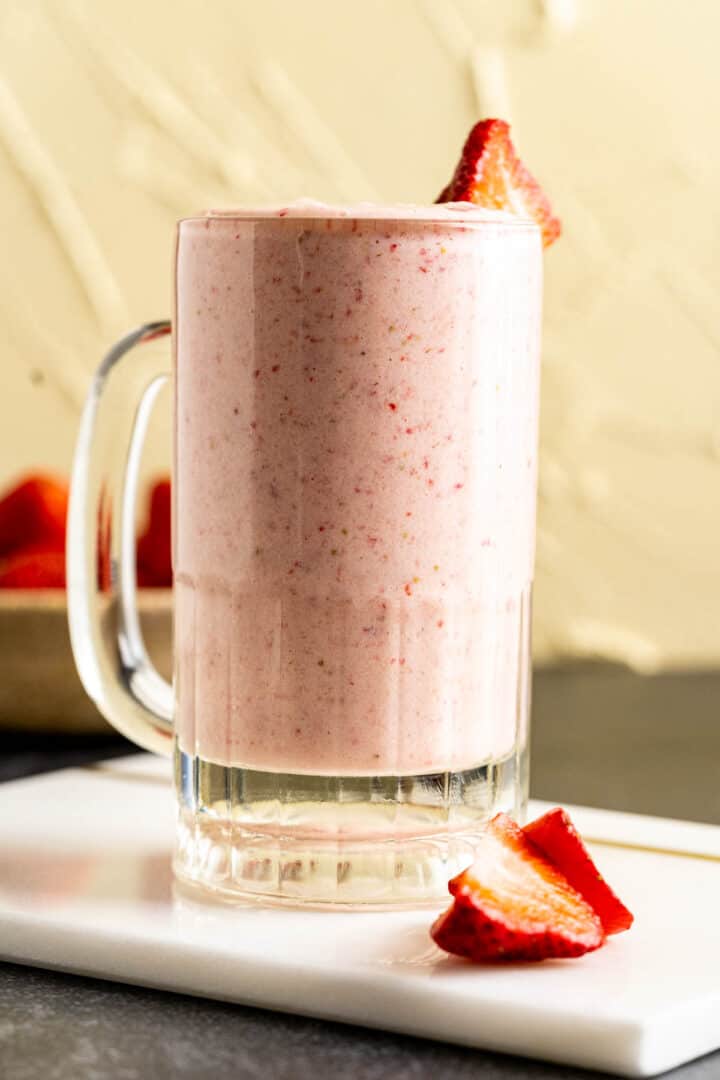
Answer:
1;662;719;1080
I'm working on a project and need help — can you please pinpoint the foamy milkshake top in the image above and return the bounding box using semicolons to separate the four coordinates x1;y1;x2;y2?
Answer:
184;198;537;228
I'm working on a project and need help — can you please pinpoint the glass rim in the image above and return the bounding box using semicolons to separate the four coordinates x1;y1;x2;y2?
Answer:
177;204;540;232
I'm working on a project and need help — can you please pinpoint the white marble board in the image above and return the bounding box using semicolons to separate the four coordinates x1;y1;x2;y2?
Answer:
0;754;718;1078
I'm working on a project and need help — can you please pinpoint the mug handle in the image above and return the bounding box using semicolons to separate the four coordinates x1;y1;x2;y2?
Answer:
67;321;174;755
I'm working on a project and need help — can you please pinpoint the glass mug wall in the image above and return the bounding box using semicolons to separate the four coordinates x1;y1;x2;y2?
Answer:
68;206;542;907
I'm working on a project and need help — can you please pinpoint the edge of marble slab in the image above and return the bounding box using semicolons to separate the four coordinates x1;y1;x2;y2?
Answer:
1;755;719;1077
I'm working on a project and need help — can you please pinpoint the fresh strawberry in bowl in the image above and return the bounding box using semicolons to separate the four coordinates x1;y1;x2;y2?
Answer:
0;543;67;589
137;477;172;587
0;473;68;559
437;118;561;249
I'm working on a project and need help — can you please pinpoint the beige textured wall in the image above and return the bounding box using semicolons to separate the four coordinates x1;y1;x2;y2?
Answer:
2;0;718;669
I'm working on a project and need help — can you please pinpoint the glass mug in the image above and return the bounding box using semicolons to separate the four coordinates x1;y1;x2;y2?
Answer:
68;206;542;907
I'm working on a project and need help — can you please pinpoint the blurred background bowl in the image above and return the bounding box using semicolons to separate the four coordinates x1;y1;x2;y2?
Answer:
0;591;172;732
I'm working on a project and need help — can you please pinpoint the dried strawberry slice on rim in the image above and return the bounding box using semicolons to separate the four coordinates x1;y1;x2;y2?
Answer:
431;813;604;963
437;118;561;249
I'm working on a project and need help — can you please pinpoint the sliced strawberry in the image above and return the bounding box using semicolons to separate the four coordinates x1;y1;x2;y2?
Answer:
437;118;561;249
137;477;172;587
0;543;66;588
0;474;68;558
431;814;604;963
523;808;634;935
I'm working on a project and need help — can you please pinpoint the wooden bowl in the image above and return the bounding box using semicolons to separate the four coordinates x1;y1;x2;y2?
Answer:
0;591;172;733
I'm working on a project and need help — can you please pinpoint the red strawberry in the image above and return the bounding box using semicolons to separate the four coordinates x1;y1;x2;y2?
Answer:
437;118;561;249
0;543;66;588
137;477;172;587
95;505;111;593
523;808;634;936
0;474;68;558
431;814;604;963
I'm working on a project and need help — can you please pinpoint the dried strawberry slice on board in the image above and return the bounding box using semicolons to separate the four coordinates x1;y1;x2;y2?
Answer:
437;118;561;249
524;807;634;936
431;813;604;963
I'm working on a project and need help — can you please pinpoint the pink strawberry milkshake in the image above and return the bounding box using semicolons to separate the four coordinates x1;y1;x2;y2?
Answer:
174;202;542;777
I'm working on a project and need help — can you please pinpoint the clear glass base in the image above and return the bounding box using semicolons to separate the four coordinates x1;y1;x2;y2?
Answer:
173;743;528;908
